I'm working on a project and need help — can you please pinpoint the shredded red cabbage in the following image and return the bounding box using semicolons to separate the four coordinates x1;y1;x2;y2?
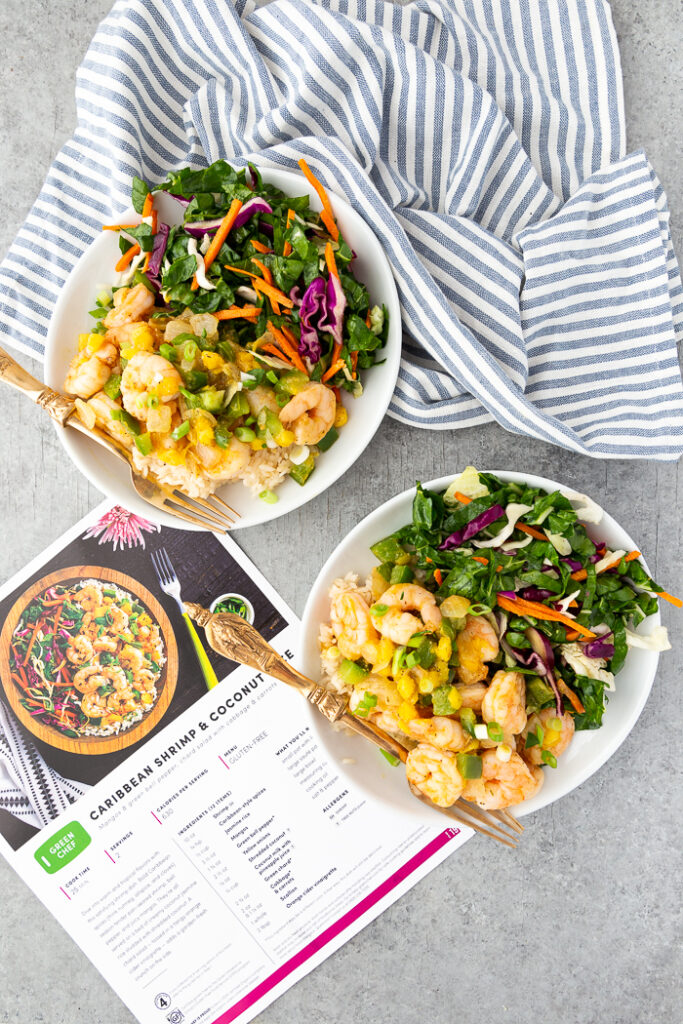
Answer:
318;273;347;347
183;217;223;237
582;637;615;659
439;504;506;550
148;222;170;278
561;557;583;572
233;196;273;231
521;587;555;602
299;277;326;362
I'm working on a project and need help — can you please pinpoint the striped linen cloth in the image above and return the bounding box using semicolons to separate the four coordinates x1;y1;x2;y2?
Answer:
1;0;682;458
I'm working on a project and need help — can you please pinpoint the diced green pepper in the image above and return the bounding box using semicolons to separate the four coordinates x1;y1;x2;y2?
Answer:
389;564;414;585
459;707;477;736
317;426;339;452
171;420;190;441
379;750;400;767
134;432;153;456
235;427;256;442
370;536;407;563
289;454;315;486
456;753;482;779
132;270;156;293
376;562;393;581
159;343;177;362
213;421;231;449
110;408;141;436
103;373;122;401
198;388;225;413
525;675;556;714
226;390;250;420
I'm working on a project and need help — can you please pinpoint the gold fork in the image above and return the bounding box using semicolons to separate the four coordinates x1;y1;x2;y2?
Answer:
0;346;238;532
184;603;522;847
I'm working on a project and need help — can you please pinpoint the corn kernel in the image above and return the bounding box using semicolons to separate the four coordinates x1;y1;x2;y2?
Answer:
544;728;561;748
105;714;122;724
373;636;395;670
141;693;154;705
334;404;348;428
433;659;450;684
448;685;463;711
396;674;417;701
398;700;418;723
121;602;132;614
121;345;135;360
436;636;452;661
201;351;224;371
138;613;152;628
250;439;267;451
235;349;256;371
462;738;480;753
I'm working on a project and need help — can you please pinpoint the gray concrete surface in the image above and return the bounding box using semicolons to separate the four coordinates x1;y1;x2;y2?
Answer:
0;2;681;1023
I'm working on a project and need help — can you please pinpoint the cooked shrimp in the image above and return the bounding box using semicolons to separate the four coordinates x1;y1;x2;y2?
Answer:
64;342;118;400
135;669;158;692
81;692;108;718
107;605;129;633
462;749;543;809
375;584;442;645
73;666;107;694
406;743;464;807
520;709;575;766
118;645;144;673
103;283;155;328
93;635;118;653
456;615;499;685
455;682;488;712
403;715;468;752
278;382;336;444
121;353;182;433
86;392;134;448
194;436;251;477
75;585;102;613
330;591;379;660
65;635;94;666
481;670;527;735
104;665;129;691
351;677;402;714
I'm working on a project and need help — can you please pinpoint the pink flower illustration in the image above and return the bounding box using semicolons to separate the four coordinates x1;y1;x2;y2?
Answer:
83;506;160;551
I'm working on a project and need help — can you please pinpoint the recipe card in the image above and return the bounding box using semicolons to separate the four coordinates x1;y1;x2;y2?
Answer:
0;503;469;1024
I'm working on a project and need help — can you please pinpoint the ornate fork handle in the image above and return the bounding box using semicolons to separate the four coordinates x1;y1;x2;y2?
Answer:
0;345;75;426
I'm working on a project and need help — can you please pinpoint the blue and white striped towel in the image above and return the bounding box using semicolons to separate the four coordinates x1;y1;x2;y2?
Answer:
1;0;682;458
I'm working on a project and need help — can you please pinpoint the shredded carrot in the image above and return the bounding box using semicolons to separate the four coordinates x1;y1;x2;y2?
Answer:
151;208;158;234
557;677;585;714
251;239;272;254
325;241;339;279
472;556;489;565
266;322;307;374
297;158;339;240
141;192;153;218
281;324;300;350
22;620;43;667
224;264;258;278
102;222;141;231
214;306;261;321
321;359;345;383
365;309;371;328
350;350;358;379
454;491;472;504
517;523;547;541
283;208;295;256
657;590;683;609
252;259;279;313
568;600;579;609
114;243;140;272
433;568;443;586
565;629;581;641
571;549;642;582
496;594;596;639
253;278;294;309
142;251;151;272
192;198;243;289
261;342;295;368
332;385;341;402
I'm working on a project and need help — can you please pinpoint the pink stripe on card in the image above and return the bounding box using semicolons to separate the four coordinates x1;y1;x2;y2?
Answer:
211;828;457;1024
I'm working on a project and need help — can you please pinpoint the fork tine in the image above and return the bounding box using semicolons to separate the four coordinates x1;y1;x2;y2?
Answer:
160;548;176;582
166;493;231;532
454;799;519;841
207;492;240;519
411;790;517;848
150;550;162;583
188;493;239;524
490;808;524;833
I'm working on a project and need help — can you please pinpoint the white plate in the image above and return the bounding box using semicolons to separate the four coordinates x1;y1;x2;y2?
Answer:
299;471;662;818
45;169;401;529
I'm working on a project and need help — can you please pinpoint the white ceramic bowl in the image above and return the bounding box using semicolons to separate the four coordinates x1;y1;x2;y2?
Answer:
45;169;401;529
299;471;662;818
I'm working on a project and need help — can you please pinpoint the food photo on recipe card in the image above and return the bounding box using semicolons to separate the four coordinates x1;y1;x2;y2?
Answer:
0;503;467;1024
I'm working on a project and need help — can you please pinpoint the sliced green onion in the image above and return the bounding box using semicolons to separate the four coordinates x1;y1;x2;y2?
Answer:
147;395;160;408
171;420;190;441
95;289;112;307
134;432;153;456
235;427;256;442
338;659;369;686
459;707;476;737
486;722;504;743
159;343;177;362
370;603;388;617
541;749;557;768
259;489;278;504
266;370;278;384
391;645;406;678
183;340;198;360
549;717;562;731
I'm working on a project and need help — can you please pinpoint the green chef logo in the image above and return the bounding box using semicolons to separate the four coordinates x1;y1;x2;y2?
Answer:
34;821;91;874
